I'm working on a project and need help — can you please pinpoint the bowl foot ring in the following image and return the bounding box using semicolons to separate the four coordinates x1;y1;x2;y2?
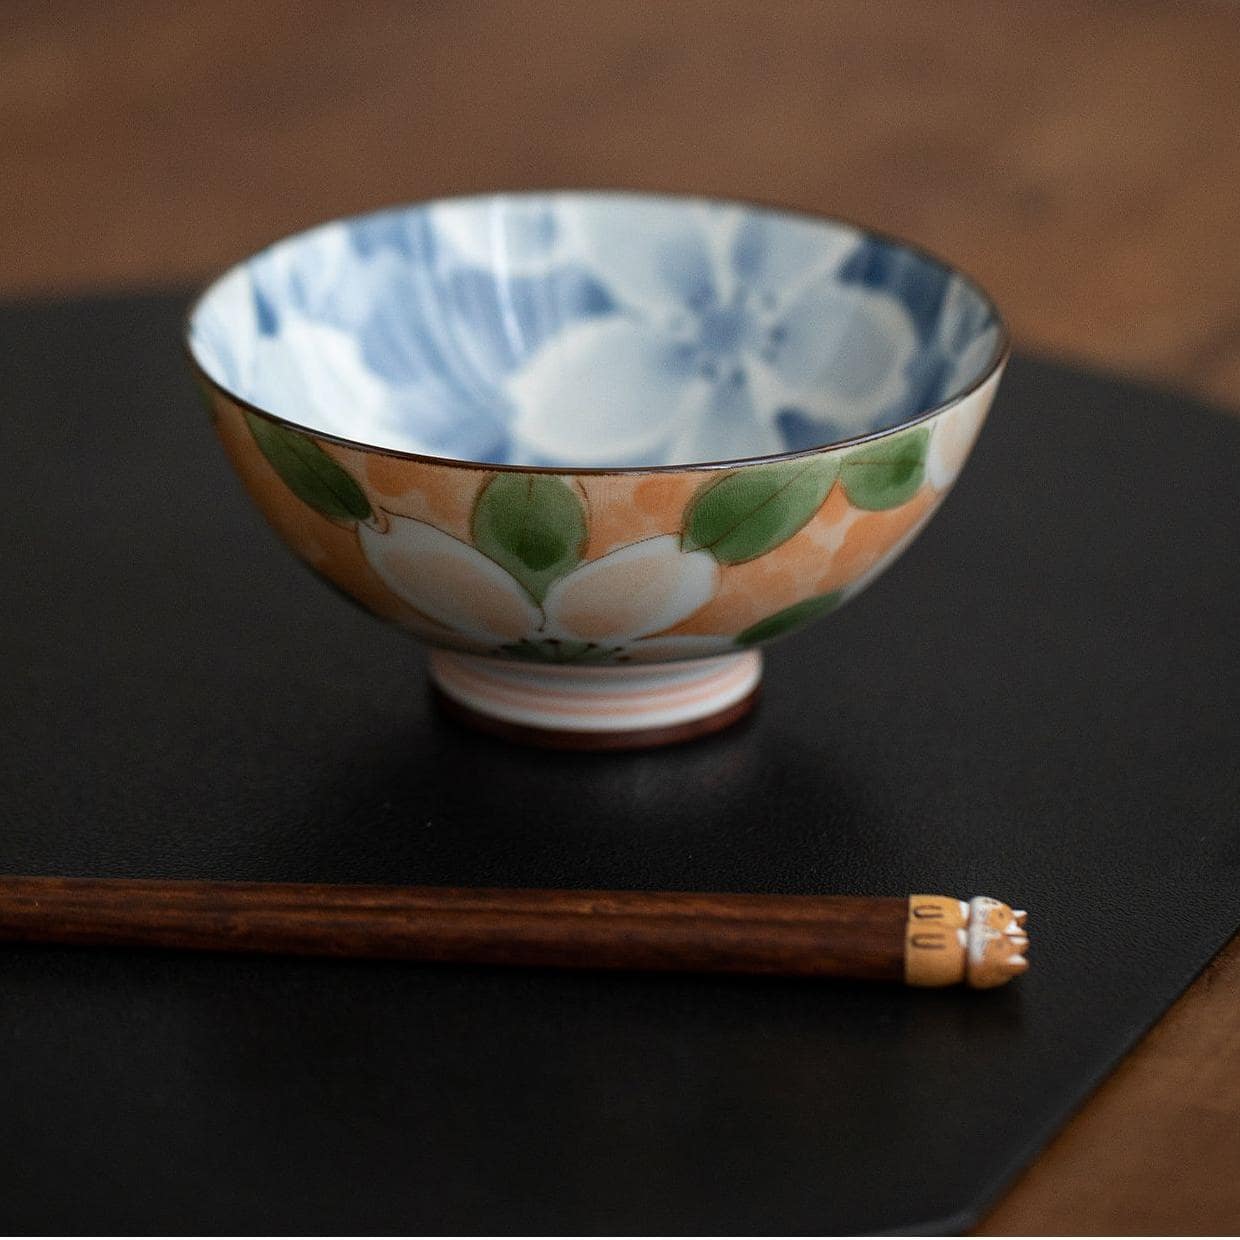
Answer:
429;649;762;751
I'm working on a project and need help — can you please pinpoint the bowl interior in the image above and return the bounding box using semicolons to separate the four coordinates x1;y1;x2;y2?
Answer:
188;192;1002;469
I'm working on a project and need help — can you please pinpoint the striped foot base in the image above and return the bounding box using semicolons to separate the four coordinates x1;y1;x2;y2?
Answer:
429;650;763;750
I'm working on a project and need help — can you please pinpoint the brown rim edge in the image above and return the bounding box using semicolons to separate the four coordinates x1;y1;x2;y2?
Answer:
432;682;760;751
183;188;1012;477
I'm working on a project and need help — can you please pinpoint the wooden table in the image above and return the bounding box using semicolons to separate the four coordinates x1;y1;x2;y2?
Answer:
4;2;1238;1230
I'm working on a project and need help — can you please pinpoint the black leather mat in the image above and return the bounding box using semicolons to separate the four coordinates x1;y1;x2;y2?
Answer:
2;294;1238;1234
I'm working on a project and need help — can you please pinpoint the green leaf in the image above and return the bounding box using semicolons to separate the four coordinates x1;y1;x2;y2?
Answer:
840;427;929;510
681;457;838;564
736;591;845;646
244;412;372;521
471;474;587;602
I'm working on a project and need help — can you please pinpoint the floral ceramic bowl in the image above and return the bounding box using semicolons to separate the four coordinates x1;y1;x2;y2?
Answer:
187;191;1007;748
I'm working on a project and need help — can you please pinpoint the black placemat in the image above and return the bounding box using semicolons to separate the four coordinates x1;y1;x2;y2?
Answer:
2;294;1238;1235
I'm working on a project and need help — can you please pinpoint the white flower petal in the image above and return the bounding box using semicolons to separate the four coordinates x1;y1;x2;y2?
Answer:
247;321;398;442
729;213;861;306
429;197;564;275
666;371;784;464
358;516;541;644
564;199;720;317
507;318;693;467
739;357;848;448
934;274;998;395
925;382;995;489
189;266;261;392
247;319;500;458
543;535;719;643
251;223;396;331
764;277;918;432
944;324;1001;401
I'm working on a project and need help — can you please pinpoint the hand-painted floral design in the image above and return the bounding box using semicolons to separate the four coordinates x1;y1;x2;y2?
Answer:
189;193;1001;471
506;205;918;467
192;194;1006;747
359;519;723;663
207;364;1001;667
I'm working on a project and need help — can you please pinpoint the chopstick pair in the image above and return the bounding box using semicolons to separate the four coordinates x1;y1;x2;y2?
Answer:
0;876;1028;988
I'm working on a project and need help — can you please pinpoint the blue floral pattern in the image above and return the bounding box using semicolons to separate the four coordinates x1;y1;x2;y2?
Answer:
189;193;1000;469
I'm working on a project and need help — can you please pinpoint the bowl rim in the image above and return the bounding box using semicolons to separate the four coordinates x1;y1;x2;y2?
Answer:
183;187;1011;476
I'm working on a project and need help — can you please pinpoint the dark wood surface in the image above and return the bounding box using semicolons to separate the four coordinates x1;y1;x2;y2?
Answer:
5;0;1240;411
3;2;1238;1231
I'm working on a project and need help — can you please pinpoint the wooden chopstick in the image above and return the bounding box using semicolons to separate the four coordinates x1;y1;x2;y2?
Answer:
0;876;1029;987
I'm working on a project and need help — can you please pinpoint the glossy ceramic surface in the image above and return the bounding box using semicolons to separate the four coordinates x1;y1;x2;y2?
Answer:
189;192;1002;469
187;193;1006;742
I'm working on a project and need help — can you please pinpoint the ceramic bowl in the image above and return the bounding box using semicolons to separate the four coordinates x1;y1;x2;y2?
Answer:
187;191;1007;748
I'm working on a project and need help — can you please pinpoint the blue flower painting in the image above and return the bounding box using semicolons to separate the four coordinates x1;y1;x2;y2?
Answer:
189;192;1000;469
